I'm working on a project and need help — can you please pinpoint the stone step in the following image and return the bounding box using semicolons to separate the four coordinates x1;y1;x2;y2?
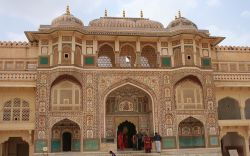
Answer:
35;148;222;156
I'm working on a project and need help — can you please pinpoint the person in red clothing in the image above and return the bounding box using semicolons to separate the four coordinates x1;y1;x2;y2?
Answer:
143;134;152;153
118;132;124;150
123;134;128;148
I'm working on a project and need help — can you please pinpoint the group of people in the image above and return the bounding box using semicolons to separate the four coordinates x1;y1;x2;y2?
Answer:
117;131;162;153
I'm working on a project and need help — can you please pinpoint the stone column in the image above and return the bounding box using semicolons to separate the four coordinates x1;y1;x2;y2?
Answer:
49;39;53;65
181;39;185;66
156;51;161;67
115;40;120;67
93;40;98;54
0;143;2;156
240;104;246;119
58;35;62;64
244;135;250;156
193;39;197;65
29;143;34;156
71;35;75;65
82;40;86;66
115;51;120;67
136;51;141;67
169;42;174;67
136;40;141;67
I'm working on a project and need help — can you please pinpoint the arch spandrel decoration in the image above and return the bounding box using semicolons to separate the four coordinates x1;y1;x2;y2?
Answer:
49;117;82;129
48;70;83;88
172;70;206;87
176;115;206;126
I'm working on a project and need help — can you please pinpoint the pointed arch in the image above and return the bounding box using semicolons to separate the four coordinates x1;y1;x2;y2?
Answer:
51;118;81;152
178;116;205;148
50;75;82;111
218;97;241;120
98;44;115;67
174;75;203;110
141;45;157;68
103;79;156;139
244;98;250;119
120;44;136;67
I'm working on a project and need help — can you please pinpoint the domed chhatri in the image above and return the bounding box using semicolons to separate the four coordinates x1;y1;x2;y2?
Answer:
167;11;198;32
51;6;83;28
89;17;164;29
89;10;164;30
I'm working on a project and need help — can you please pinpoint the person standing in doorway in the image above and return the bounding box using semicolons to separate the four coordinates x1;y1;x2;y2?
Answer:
118;132;124;150
132;134;137;150
153;132;162;153
136;131;143;150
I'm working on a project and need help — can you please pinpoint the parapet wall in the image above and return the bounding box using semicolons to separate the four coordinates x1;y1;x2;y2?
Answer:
0;41;38;48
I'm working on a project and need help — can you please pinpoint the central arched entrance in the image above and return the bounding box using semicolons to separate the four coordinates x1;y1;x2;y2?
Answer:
105;83;154;150
51;119;81;152
117;120;136;148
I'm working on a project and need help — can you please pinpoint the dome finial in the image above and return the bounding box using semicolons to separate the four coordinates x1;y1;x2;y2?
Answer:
104;9;108;17
66;5;70;15
178;10;181;18
123;10;126;17
140;10;143;18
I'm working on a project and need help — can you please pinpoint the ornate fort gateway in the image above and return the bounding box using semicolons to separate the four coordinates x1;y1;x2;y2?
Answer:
0;6;250;156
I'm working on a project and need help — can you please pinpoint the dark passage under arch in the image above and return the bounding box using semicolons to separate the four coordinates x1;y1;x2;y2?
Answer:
117;120;136;149
62;132;72;151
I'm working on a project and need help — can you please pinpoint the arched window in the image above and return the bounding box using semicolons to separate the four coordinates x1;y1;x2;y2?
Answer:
120;45;136;68
141;45;157;68
2;98;30;121
175;78;203;109
51;80;81;111
218;97;241;120
98;44;115;67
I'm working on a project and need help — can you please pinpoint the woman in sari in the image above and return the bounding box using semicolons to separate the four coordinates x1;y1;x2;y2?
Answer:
118;132;124;150
143;134;152;153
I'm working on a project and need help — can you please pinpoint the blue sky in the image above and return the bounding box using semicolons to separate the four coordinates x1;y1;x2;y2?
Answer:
0;0;250;46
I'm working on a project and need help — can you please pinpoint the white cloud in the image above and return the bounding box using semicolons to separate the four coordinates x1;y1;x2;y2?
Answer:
206;0;221;7
0;0;103;26
5;32;28;41
241;10;250;18
206;25;250;46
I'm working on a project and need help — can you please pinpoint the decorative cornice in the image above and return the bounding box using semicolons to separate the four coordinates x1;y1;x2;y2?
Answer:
213;73;250;81
215;46;250;52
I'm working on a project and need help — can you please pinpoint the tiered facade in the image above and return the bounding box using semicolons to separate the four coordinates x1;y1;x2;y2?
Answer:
0;7;249;156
